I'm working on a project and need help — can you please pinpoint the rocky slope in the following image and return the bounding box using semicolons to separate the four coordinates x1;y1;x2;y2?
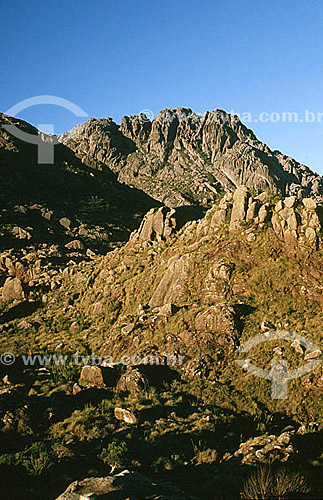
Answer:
0;113;163;299
0;113;159;254
0;187;322;499
59;108;323;207
1;110;323;499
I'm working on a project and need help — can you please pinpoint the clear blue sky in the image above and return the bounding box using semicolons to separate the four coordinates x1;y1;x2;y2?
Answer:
1;0;323;173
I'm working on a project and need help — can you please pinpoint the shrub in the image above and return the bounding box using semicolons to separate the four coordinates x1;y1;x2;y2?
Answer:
17;442;54;476
0;453;15;466
242;465;310;500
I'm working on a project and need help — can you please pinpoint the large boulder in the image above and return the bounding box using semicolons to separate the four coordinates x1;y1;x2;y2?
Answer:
79;364;124;388
232;429;296;464
202;259;232;303
1;277;25;301
211;208;227;227
135;206;173;241
210;195;231;227
271;203;299;244
194;303;238;352
59;217;72;231
114;407;138;424
79;365;106;388
257;203;271;223
149;254;192;308
65;240;85;251
230;186;249;229
116;365;180;394
246;199;260;221
133;206;203;242
56;470;195;499
116;366;149;394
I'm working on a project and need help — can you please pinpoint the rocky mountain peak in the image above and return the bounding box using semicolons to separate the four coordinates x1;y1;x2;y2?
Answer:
59;108;323;207
120;113;152;146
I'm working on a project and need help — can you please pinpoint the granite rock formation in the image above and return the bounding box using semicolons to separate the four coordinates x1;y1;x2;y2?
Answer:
59;108;323;207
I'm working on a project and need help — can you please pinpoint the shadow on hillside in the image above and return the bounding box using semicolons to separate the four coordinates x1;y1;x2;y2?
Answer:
233;302;256;334
294;430;323;460
0;300;41;323
173;205;205;228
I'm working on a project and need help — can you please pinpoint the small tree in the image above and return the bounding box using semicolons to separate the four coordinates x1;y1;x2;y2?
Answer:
98;440;128;474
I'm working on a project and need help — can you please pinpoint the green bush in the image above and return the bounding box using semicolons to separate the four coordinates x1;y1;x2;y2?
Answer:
98;440;128;471
17;442;54;476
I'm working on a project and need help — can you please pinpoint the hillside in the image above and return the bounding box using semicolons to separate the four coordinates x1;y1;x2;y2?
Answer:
0;184;322;499
0;113;160;256
59;108;323;207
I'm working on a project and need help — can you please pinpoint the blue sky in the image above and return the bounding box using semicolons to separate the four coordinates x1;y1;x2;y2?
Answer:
1;0;323;173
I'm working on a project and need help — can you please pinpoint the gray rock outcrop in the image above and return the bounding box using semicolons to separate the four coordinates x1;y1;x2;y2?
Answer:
56;470;195;499
217;186;323;248
149;254;192;307
227;428;297;464
132;205;203;242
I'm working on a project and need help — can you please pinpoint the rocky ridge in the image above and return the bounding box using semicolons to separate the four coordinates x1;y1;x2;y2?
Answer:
213;186;323;249
59;108;323;207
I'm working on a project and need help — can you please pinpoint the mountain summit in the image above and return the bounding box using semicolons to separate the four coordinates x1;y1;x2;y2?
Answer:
59;108;323;206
